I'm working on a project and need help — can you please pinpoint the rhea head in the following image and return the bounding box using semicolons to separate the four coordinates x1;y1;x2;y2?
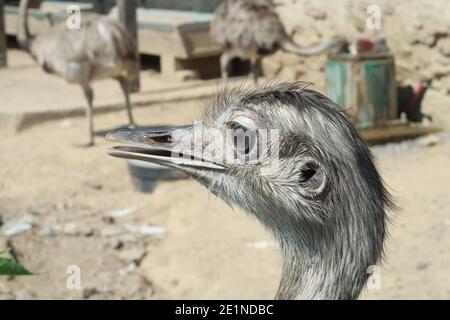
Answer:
106;83;392;300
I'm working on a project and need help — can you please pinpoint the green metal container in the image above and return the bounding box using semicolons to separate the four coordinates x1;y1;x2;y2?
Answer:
325;53;397;129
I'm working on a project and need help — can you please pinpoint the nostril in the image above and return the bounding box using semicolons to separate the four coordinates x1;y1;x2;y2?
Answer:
149;134;173;144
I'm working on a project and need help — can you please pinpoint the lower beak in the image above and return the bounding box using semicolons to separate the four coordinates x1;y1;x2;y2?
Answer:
106;126;226;171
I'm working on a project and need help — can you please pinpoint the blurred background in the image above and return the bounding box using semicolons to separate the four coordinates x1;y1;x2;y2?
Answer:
0;0;449;299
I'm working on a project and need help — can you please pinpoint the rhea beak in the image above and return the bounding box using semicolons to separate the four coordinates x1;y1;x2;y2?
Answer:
106;125;226;172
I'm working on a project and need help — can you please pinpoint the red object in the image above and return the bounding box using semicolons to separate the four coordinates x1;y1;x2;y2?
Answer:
406;82;427;121
356;39;375;52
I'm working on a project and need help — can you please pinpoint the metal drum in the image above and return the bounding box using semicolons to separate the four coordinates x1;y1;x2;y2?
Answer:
325;53;397;129
127;160;187;193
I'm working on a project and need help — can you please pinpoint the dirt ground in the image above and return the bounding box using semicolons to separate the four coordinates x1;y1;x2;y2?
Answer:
0;91;449;300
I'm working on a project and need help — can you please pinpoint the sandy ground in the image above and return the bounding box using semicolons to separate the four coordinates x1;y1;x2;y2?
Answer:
0;91;449;300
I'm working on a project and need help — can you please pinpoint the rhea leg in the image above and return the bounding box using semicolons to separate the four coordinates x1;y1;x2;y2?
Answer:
81;85;94;147
220;51;232;85
249;56;262;85
118;77;136;128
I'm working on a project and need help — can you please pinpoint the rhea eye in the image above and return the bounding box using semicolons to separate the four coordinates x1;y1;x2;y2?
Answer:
298;160;328;198
227;116;258;156
228;121;255;155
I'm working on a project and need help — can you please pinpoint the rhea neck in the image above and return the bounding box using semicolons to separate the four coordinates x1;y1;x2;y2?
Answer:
274;223;368;300
205;169;382;299
281;37;343;56
252;189;381;300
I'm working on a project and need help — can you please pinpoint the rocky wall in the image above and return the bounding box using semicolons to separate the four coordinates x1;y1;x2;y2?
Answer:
263;0;450;94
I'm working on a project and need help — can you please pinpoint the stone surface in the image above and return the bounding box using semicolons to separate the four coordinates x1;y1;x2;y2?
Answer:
438;38;450;57
417;134;441;147
304;2;327;20
15;290;36;300
264;0;450;94
100;226;124;238
118;247;146;264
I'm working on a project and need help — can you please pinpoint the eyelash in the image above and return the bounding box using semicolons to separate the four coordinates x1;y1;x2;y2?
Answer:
228;121;247;131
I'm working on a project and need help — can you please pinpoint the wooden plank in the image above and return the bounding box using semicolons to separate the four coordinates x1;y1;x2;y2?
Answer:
0;0;6;67
359;124;441;145
117;0;140;91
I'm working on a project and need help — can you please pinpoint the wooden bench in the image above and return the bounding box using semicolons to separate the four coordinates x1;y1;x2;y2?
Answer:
108;7;221;79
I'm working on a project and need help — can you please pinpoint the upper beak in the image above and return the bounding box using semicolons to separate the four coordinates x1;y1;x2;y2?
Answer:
106;125;226;171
